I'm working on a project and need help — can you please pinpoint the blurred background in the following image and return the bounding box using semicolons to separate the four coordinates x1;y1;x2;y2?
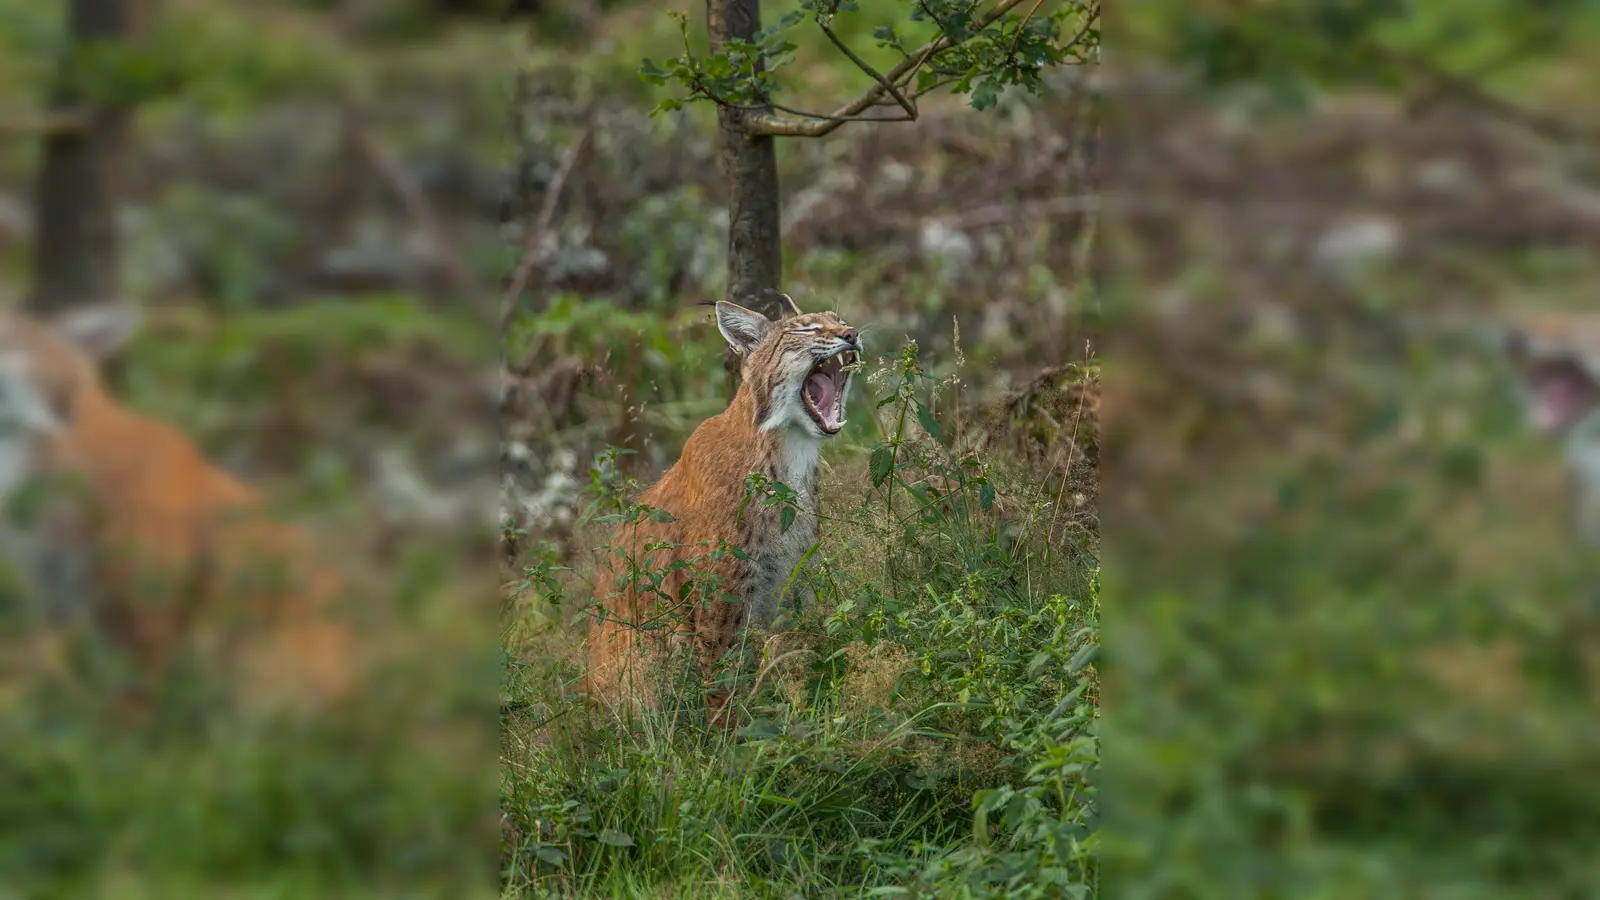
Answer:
1108;0;1600;896
0;0;511;896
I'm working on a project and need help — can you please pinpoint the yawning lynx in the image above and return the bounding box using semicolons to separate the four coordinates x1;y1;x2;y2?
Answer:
585;293;861;719
0;303;353;713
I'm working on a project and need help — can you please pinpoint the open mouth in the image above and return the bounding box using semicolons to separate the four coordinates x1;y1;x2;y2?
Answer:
802;349;858;435
1526;358;1600;434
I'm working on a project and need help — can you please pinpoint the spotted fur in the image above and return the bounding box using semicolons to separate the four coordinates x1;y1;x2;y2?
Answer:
585;294;862;720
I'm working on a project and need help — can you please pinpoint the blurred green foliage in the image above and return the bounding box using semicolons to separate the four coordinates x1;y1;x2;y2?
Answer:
1131;0;1600;103
1103;1;1600;896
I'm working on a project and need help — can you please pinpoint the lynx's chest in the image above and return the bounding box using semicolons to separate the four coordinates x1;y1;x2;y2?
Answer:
739;432;822;627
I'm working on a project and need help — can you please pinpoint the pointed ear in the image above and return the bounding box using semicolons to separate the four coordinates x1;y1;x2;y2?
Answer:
51;302;141;362
774;291;803;319
715;301;771;355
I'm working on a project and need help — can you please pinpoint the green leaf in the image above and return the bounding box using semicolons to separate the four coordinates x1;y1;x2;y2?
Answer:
649;97;685;117
737;718;784;740
1067;642;1099;675
596;828;635;848
648;507;675;523
973;803;991;851
970;78;1000;111
916;402;945;445
869;446;895;487
534;845;568;868
1027;651;1054;678
639;57;667;82
979;481;995;511
780;505;797;533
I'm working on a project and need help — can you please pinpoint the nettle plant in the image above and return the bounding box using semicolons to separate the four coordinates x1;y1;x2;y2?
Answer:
643;0;1100;125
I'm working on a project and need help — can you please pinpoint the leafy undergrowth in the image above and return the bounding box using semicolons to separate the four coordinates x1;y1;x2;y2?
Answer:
501;343;1099;898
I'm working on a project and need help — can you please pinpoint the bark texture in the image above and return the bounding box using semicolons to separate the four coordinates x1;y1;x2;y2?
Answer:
29;0;140;316
707;0;783;398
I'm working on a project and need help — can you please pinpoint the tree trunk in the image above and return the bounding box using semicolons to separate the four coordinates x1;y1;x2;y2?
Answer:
707;0;783;398
29;0;138;316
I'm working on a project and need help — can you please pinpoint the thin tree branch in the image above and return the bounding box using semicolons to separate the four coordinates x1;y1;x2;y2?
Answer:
1008;0;1099;64
346;107;481;302
719;95;914;123
772;104;914;123
1375;44;1592;146
1005;0;1050;58
501;124;591;333
818;20;916;120
1404;22;1556;117
689;71;913;124
1058;1;1100;60
745;0;1034;138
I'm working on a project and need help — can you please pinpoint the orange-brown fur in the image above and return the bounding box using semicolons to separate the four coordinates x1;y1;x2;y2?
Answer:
584;295;861;719
0;304;352;713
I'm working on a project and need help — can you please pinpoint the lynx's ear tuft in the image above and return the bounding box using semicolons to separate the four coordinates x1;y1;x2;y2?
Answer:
715;301;772;356
51;302;141;362
774;291;803;319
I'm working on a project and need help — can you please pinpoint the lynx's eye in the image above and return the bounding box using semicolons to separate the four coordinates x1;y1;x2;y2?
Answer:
785;325;821;335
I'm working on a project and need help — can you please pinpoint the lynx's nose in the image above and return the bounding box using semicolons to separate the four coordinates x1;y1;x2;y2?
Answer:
842;327;860;346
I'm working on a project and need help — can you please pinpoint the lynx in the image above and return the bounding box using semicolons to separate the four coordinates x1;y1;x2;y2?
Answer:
585;294;861;719
1503;311;1600;549
0;303;353;713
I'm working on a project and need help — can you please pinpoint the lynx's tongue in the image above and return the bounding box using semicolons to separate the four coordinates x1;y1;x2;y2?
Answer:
802;350;856;433
1530;364;1598;433
805;371;837;416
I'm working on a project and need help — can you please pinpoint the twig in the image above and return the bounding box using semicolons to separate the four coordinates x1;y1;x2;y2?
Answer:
501;124;591;333
1055;1;1101;62
745;0;1034;138
1403;23;1556;117
771;103;912;123
716;93;914;123
1005;0;1050;58
819;20;916;120
1046;344;1094;550
1383;45;1590;145
345;105;481;301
